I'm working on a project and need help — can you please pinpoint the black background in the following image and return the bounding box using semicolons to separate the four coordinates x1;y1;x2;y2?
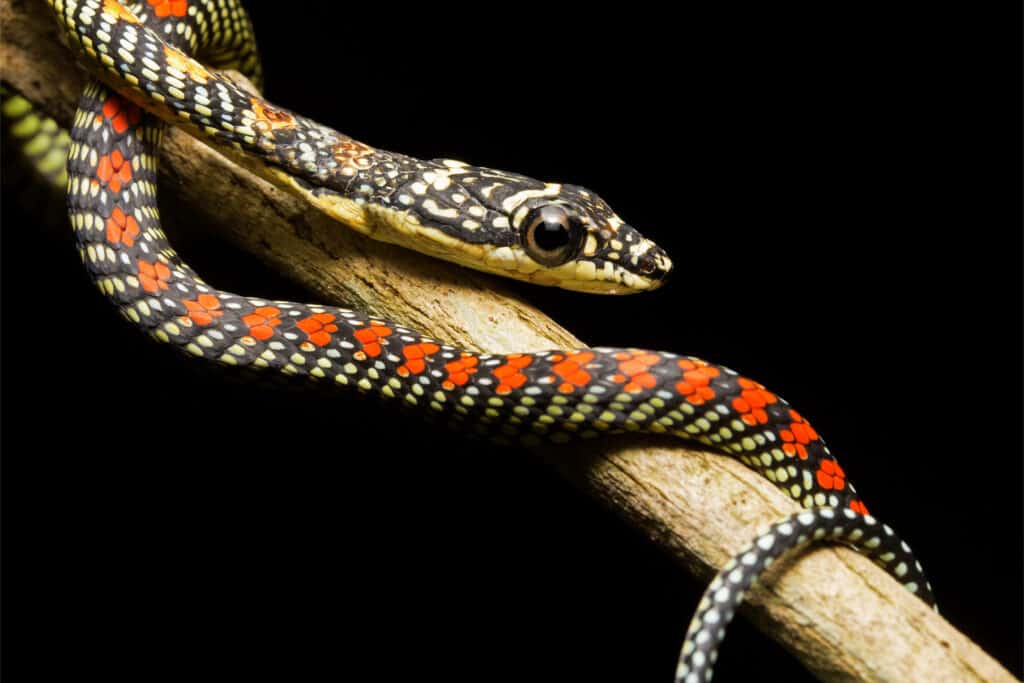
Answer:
3;3;1021;681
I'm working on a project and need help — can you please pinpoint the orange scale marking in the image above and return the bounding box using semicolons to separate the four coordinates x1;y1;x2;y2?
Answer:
242;306;281;341
611;350;661;393
849;499;870;516
99;96;141;134
674;359;719;405
443;354;478;390
492;354;532;394
181;293;221;326
147;0;188;18
137;259;171;293
779;408;820;459
816;459;846;491
731;377;778;425
398;342;441;376
106;206;140;246
296;312;338;347
549;351;595;393
352;324;392;358
96;149;132;193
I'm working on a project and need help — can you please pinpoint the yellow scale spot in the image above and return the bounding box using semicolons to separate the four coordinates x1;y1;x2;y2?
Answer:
185;343;203;356
219;354;238;366
380;386;395;398
357;378;372;391
289;353;305;365
335;374;349;386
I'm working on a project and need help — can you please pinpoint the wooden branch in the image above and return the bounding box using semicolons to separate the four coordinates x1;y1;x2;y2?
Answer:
2;1;1015;680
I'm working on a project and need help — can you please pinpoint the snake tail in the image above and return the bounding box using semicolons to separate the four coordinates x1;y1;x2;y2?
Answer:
675;507;934;682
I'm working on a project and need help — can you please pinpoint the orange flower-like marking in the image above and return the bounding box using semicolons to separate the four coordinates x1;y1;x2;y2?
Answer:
106;206;140;246
731;377;778;425
779;409;819;460
96;149;132;193
399;342;441;376
98;96;141;134
816;459;846;491
182;294;222;326
493;354;532;394
242;306;281;341
352;324;392;358
137;259;171;293
296;313;338;347
147;0;187;18
250;100;295;132
675;358;720;405
443;354;479;390
610;350;660;393
849;499;870;516
550;351;595;393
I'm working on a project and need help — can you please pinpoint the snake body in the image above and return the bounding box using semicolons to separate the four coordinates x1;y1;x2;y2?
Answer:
35;1;936;679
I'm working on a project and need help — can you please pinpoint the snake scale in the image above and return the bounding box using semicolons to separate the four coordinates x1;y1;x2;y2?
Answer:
27;0;937;679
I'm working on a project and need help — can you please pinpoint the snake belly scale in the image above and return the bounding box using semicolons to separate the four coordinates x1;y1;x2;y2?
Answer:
39;0;936;679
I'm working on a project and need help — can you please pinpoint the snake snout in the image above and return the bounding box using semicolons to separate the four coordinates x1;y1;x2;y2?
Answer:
636;243;674;288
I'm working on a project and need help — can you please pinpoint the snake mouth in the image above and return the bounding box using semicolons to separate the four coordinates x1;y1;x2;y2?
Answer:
521;254;673;294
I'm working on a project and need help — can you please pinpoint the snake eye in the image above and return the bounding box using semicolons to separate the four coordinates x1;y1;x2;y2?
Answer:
522;205;584;266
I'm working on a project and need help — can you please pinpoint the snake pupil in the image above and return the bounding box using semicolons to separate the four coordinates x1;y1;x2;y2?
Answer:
534;220;570;251
523;205;582;266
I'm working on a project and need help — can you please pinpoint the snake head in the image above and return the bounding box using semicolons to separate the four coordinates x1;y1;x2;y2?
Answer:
383;159;673;294
507;183;673;293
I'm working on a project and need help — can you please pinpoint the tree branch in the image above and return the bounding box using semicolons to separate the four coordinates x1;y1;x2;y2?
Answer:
1;1;1015;680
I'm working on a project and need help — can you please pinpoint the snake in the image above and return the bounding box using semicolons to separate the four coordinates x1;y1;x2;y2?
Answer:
22;1;937;679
